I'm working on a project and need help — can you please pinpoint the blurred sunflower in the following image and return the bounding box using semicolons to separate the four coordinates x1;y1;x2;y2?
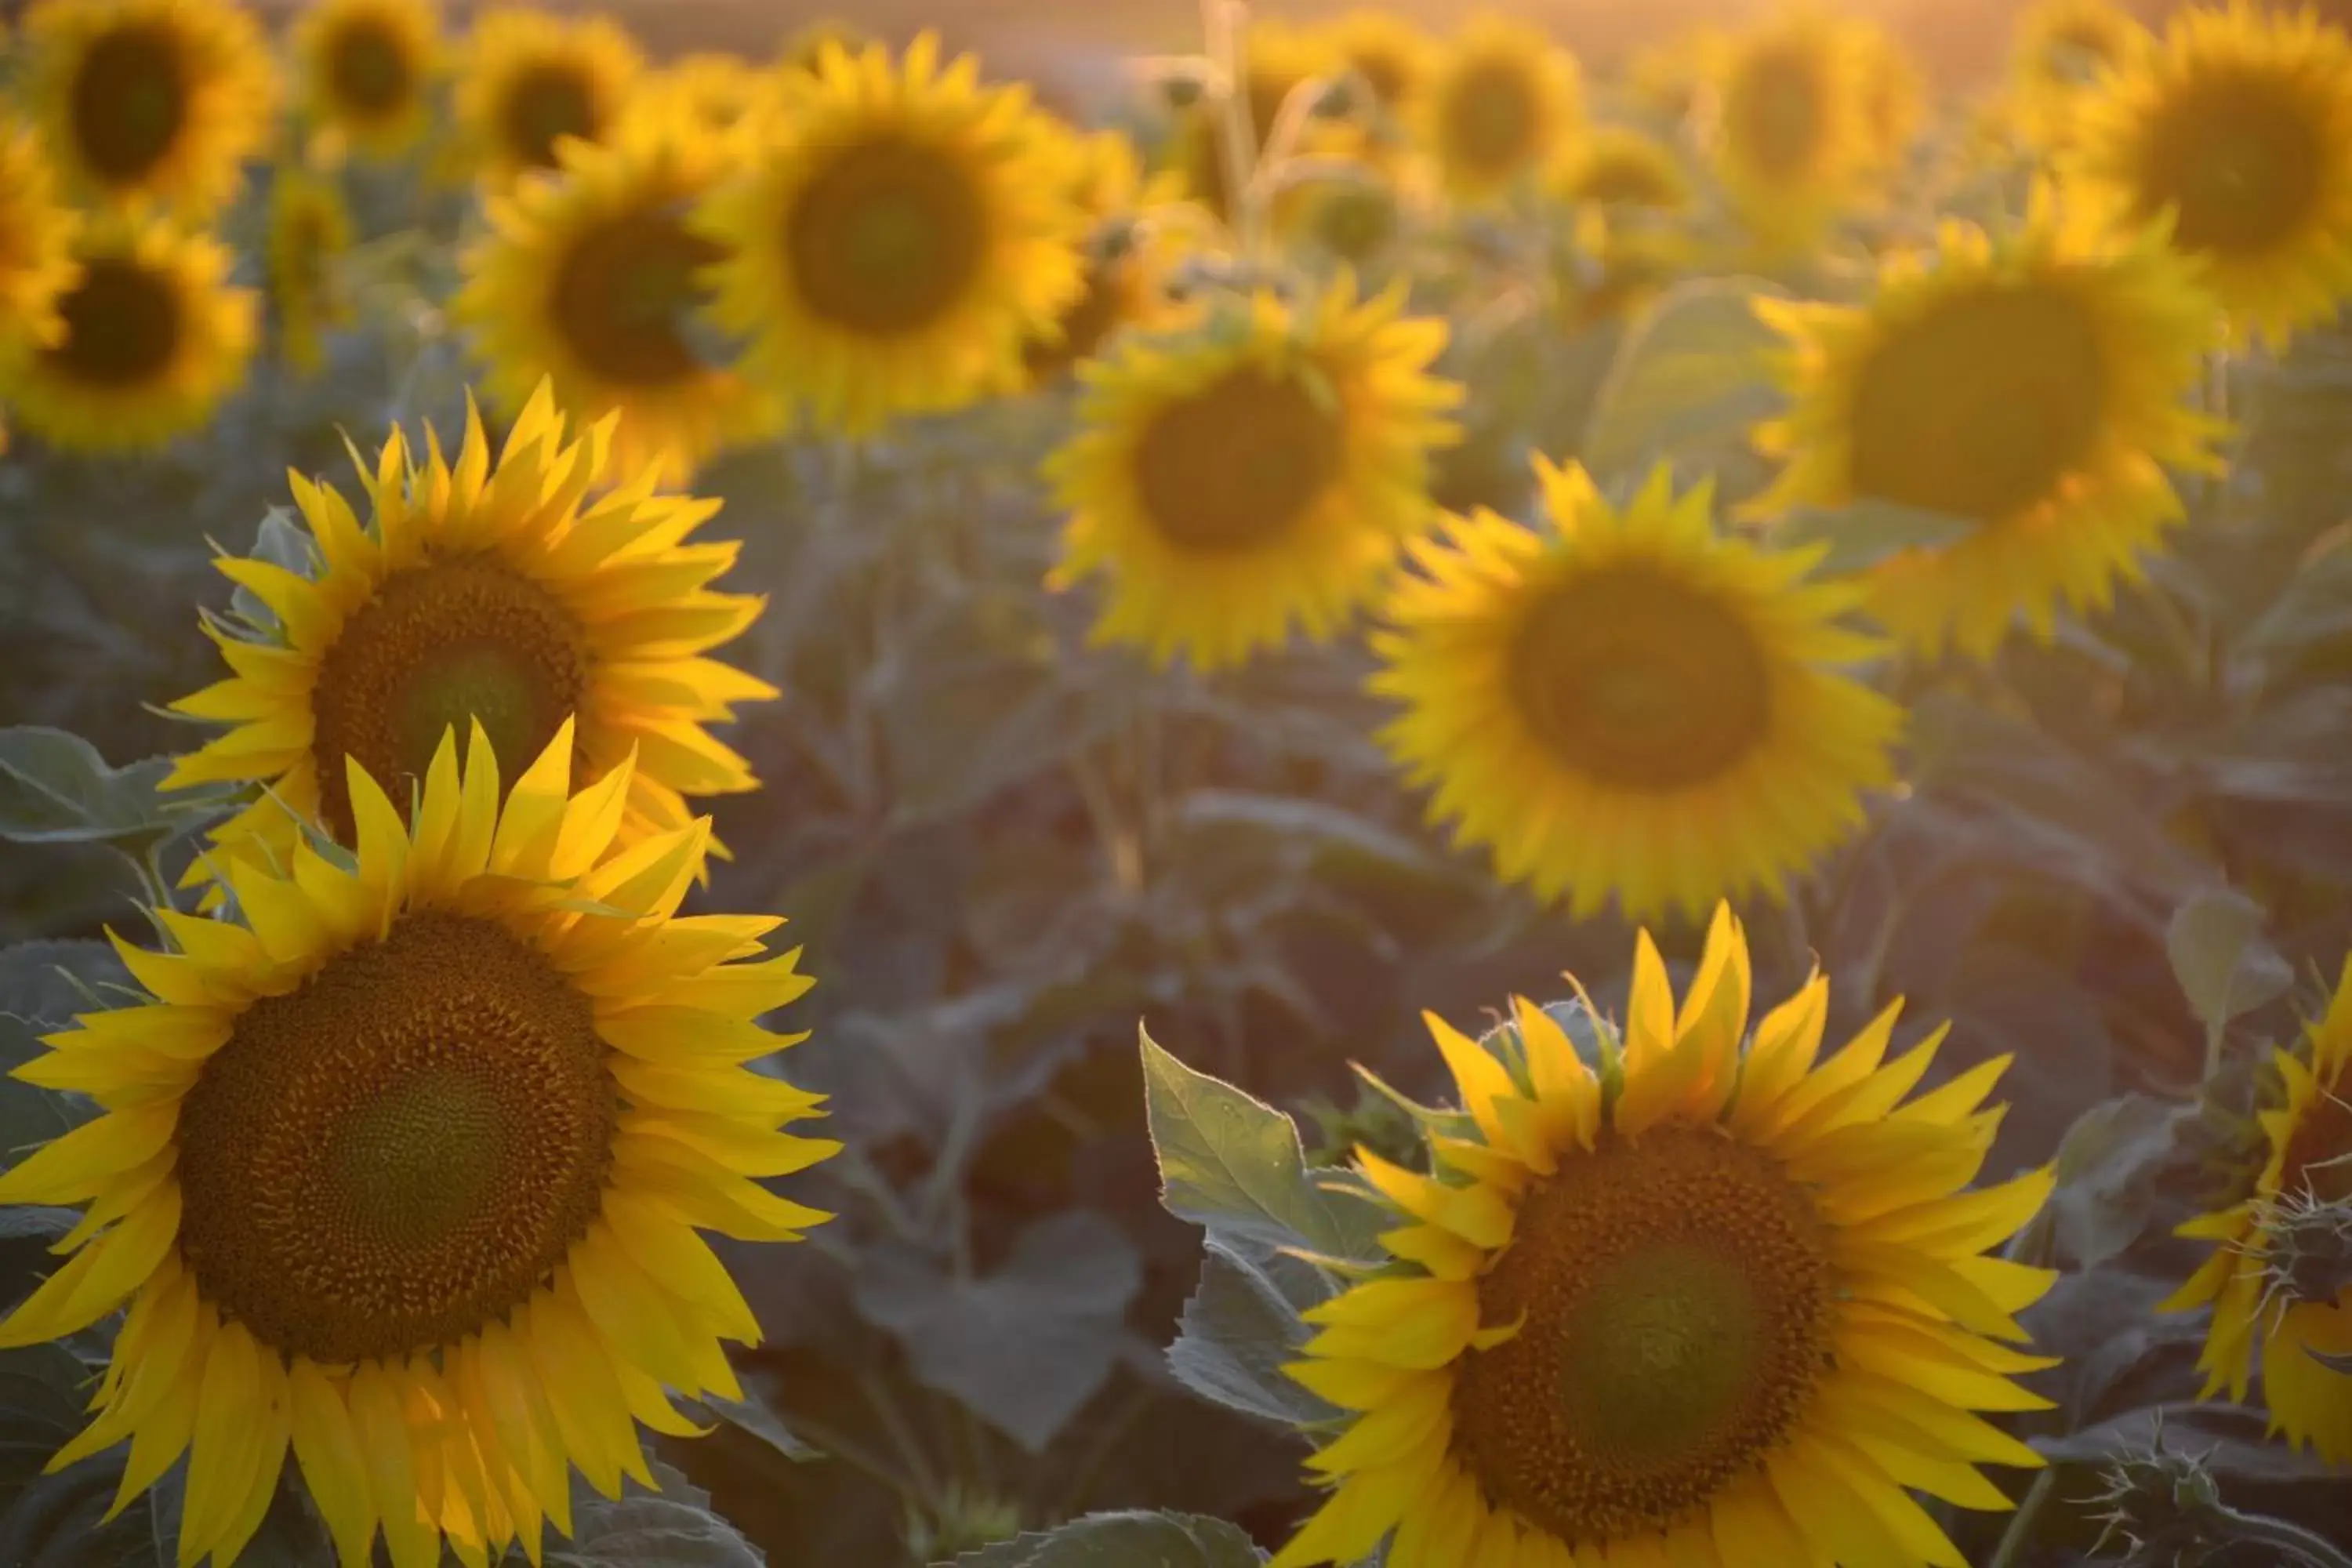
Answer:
2067;0;2352;345
697;32;1085;437
1374;463;1898;922
2010;0;2149;151
1703;9;1877;253
1323;10;1430;113
1022;129;1181;385
1047;281;1461;672
458;119;784;483
776;17;869;78
0;124;81;360
292;0;440;162
13;0;275;216
164;387;774;891
630;53;775;136
2168;955;2352;1462
452;7;642;190
0;720;833;1568
1273;906;2056;1568
0;214;254;453
267;167;355;378
1415;18;1582;205
1554;125;1693;211
1855;21;1926;174
1754;191;2223;659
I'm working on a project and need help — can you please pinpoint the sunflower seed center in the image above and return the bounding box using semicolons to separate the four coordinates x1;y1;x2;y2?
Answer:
1132;365;1345;553
45;257;181;387
71;25;187;184
788;136;989;335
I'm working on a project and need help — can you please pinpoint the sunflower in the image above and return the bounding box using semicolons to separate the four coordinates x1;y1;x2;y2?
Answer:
13;0;276;216
1274;906;2056;1568
2009;0;2150;151
629;53;776;136
291;0;440;162
2066;0;2352;346
1554;125;1694;211
0;213;254;454
2168;955;2352;1463
1374;462;1898;922
695;32;1085;438
1022;130;1181;385
1414;18;1582;205
0;720;833;1568
457;119;785;485
452;7;642;191
1046;280;1462;672
1855;21;1926;174
1752;190;2223;660
1323;10;1431;113
163;385;774;898
1703;9;1878;253
0;122;81;361
267;166;356;379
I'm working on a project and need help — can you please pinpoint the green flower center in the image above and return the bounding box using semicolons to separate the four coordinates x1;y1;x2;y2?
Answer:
1132;364;1345;554
71;24;187;185
787;136;988;335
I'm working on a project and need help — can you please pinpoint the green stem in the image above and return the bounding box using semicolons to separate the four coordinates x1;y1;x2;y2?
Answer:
1987;1469;2058;1568
1202;0;1265;260
2212;1506;2352;1568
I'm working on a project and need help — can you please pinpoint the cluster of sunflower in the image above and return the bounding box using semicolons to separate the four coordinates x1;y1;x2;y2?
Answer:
0;0;2349;1565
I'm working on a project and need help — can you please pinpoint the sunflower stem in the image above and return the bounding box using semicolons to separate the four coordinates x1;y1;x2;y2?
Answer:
2210;1507;2352;1568
1987;1468;2058;1568
1203;0;1269;261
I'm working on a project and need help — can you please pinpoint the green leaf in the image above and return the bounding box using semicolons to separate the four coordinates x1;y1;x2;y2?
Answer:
1141;1028;1384;1265
1577;276;1791;482
2020;1094;2192;1271
2165;889;2294;1047
1773;500;1977;578
0;1345;87;1522
1166;1243;1341;1428
0;1014;96;1165
943;1510;1267;1567
0;730;189;847
2242;543;2352;662
546;1461;764;1567
688;1392;822;1464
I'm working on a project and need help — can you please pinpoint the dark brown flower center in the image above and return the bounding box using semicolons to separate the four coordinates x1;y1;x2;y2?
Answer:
325;16;416;118
1849;281;2110;523
1454;1128;1835;1544
43;257;180;387
551;205;719;387
70;24;187;185
1508;564;1773;791
1441;57;1545;178
175;911;618;1364
786;136;989;335
2136;71;2327;259
310;556;590;843
1132;365;1345;553
1727;45;1828;180
499;63;601;172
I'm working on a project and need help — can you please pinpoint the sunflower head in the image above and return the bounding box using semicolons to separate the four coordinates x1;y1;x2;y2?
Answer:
1325;9;1432;112
1021;131;1184;385
1374;461;1900;921
0;211;255;454
1274;905;2057;1568
1046;278;1462;672
629;52;778;137
0;717;834;1568
458;117;786;484
15;0;277;215
267;166;357;378
1414;17;1583;204
1702;9;1879;252
293;0;441;161
0;122;82;358
1754;189;2225;659
2066;0;2352;346
163;383;775;893
2011;0;2150;148
1554;125;1694;211
696;31;1086;437
1854;20;1926;172
2169;955;2352;1463
454;7;643;191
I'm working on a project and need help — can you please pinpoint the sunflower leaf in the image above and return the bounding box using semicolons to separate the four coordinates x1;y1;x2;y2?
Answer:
2165;887;2294;1054
1773;499;1978;577
0;730;195;847
1577;275;1791;484
546;1459;764;1567
1142;1029;1385;1265
1166;1241;1342;1428
223;506;318;637
940;1509;1267;1567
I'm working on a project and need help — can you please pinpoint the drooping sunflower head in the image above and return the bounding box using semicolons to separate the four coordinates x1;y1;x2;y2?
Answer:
696;31;1086;437
457;118;786;485
1754;190;2225;660
2167;956;2352;1464
1274;906;2057;1568
1702;8;1878;252
1022;129;1184;385
1046;279;1463;672
1373;462;1900;921
14;0;276;215
0;122;82;358
292;0;441;161
2011;0;2150;148
163;384;775;891
267;165;357;378
2066;0;2352;346
0;719;834;1568
1554;125;1695;211
1414;16;1583;204
0;212;255;454
453;6;643;191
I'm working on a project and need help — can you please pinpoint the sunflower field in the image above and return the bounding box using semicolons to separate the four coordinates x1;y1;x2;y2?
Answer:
2;0;2352;1563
